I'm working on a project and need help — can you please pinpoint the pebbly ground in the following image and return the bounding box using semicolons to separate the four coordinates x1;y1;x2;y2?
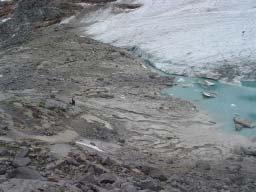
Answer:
1;0;256;191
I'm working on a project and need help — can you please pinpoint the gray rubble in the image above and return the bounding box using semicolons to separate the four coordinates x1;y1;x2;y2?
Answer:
0;0;256;192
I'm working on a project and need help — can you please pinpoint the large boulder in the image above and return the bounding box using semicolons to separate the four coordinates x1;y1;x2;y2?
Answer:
15;148;29;158
7;167;45;180
0;147;8;156
12;157;31;167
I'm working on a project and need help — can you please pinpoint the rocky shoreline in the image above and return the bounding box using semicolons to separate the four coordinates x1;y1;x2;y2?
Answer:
1;0;256;191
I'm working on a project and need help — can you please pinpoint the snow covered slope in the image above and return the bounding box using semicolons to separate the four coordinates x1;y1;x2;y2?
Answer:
84;0;256;81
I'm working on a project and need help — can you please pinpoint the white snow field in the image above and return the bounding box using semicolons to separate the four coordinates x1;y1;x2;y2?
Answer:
84;0;256;81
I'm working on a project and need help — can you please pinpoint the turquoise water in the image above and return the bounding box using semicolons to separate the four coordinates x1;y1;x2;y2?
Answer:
127;46;256;137
163;77;256;137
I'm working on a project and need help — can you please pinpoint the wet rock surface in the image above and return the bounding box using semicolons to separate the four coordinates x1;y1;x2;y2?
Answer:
0;1;256;191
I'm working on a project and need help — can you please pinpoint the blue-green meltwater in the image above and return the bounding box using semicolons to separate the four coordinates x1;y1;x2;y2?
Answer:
163;77;256;137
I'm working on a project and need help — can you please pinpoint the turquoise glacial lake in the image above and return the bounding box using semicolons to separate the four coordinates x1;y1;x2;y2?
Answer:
163;77;256;137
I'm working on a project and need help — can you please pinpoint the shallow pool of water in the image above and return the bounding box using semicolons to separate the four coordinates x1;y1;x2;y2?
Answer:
163;77;256;137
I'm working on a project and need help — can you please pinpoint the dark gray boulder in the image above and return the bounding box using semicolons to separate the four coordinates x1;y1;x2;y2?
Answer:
0;148;8;156
7;167;45;180
12;157;31;167
15;148;29;158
